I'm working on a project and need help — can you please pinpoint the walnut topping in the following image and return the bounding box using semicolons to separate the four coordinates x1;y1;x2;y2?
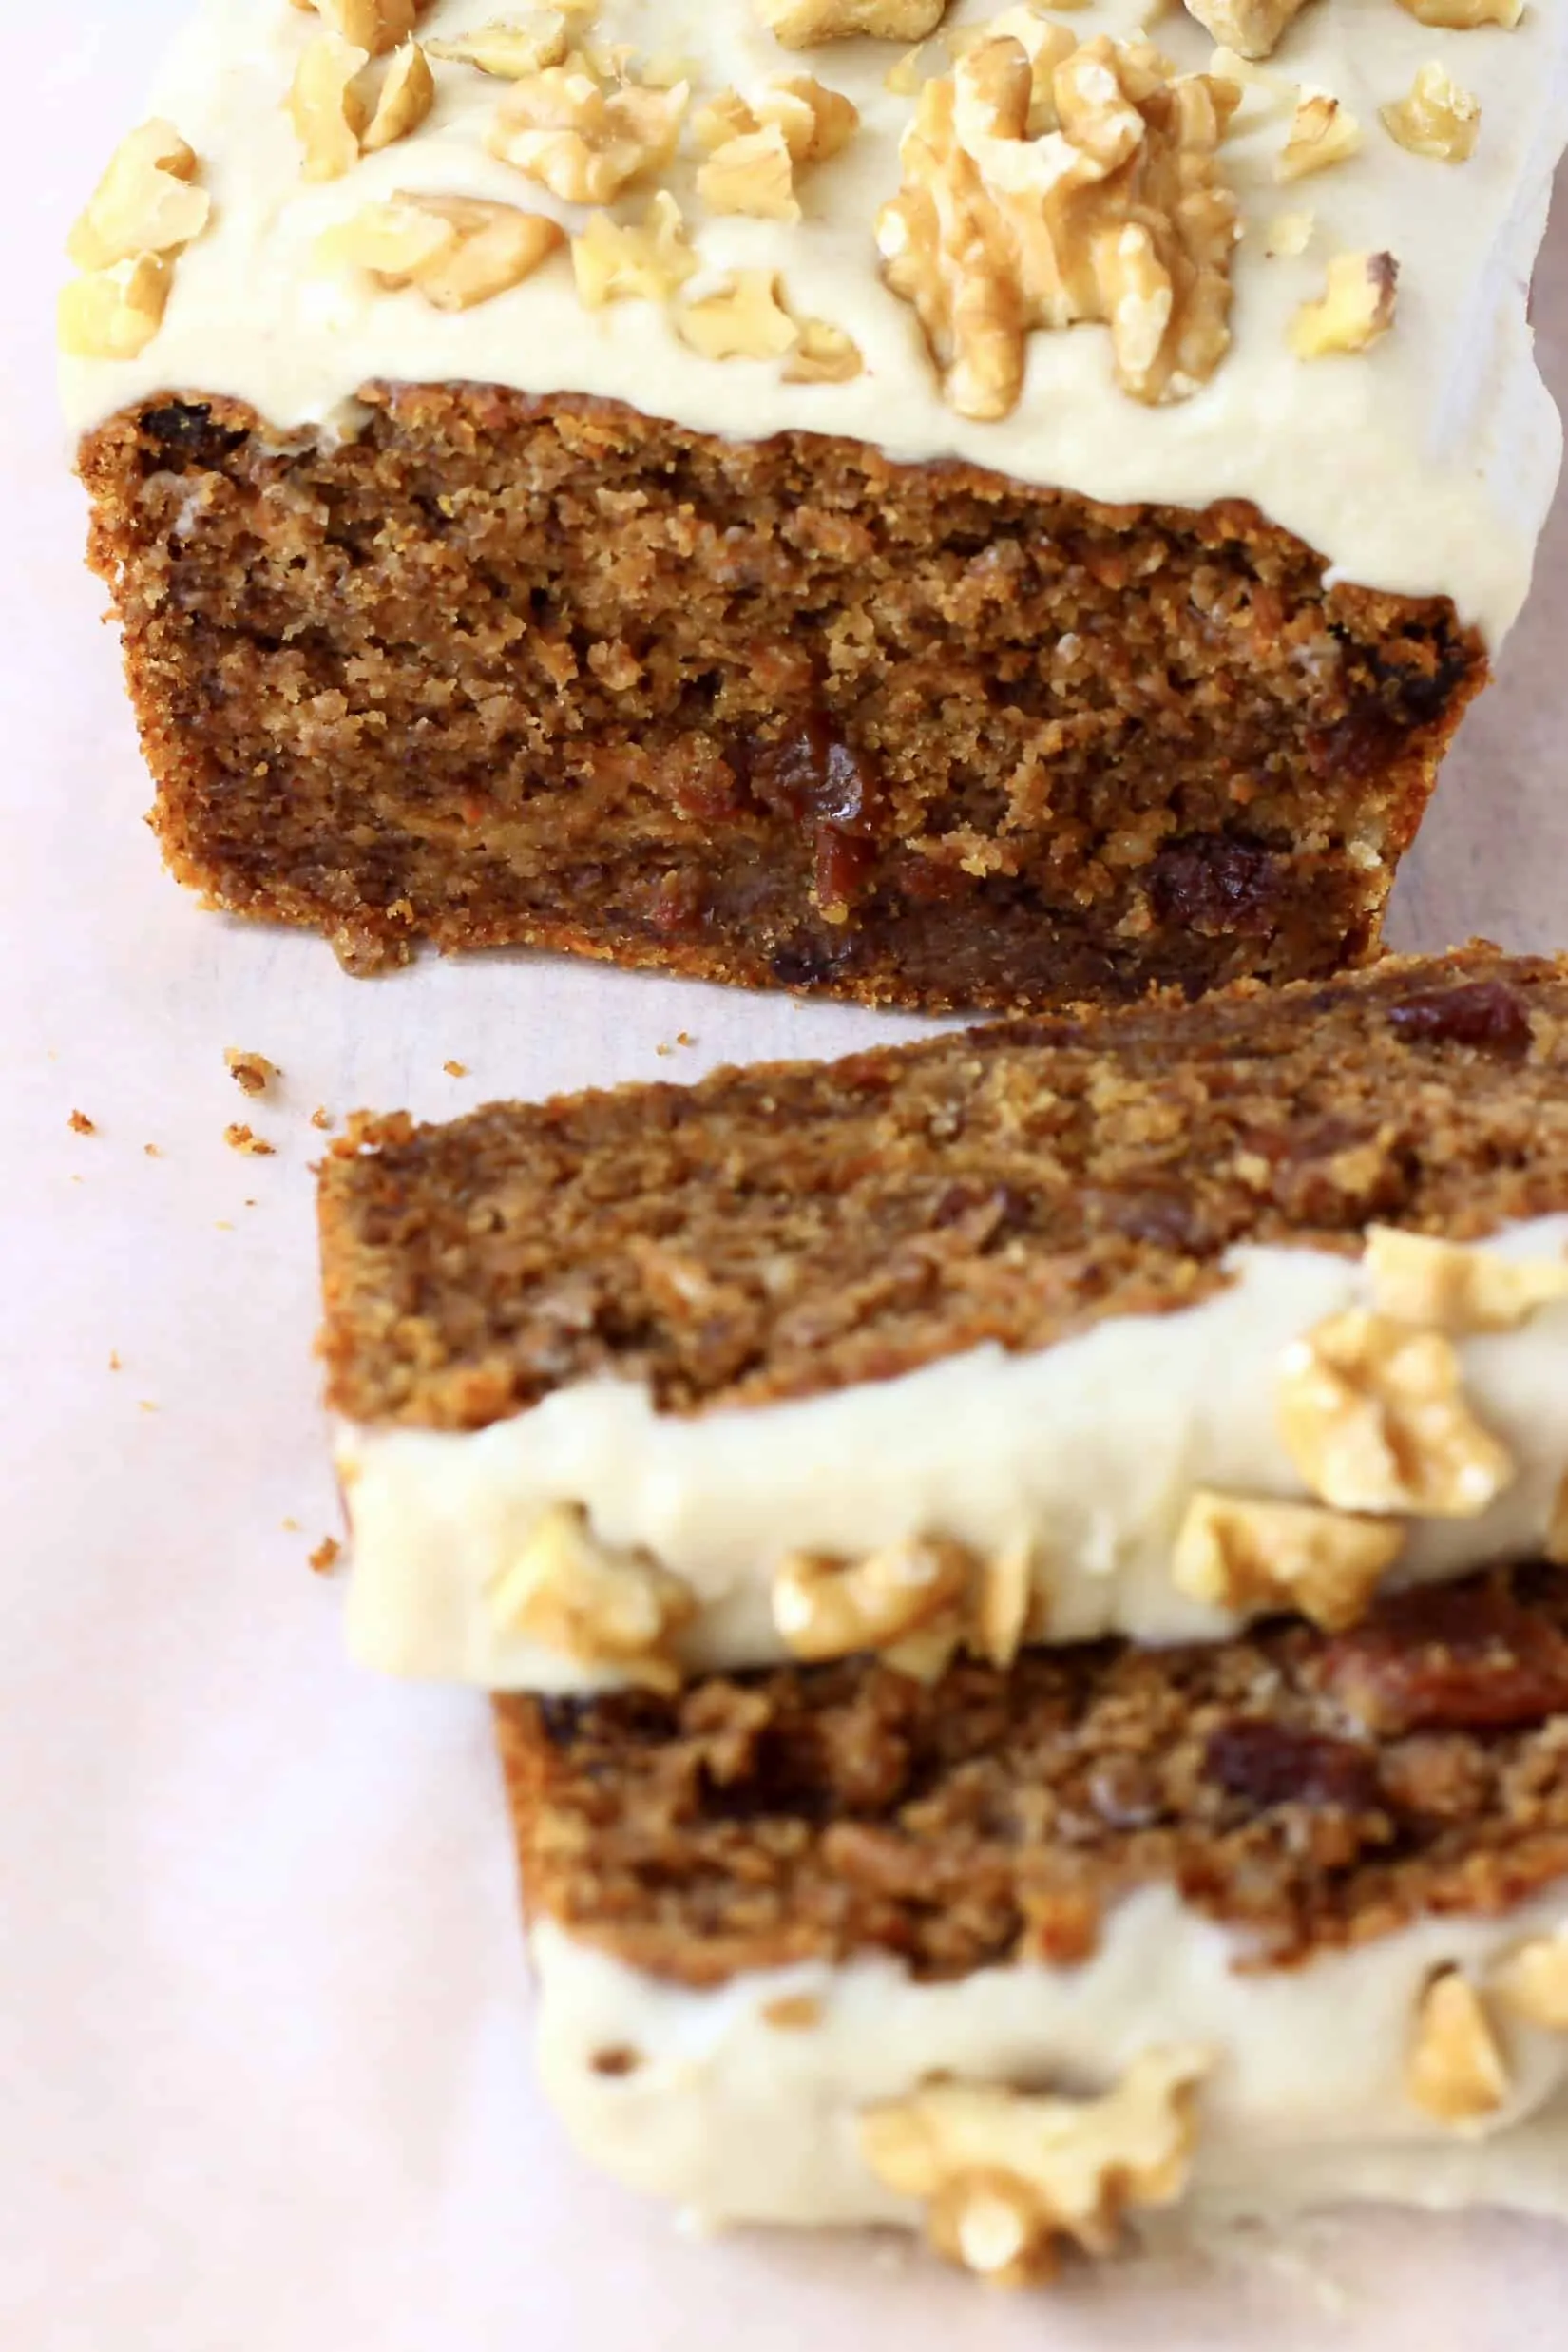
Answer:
1289;250;1399;357
1494;1938;1568;2032
67;121;211;273
697;75;860;162
1395;0;1520;23
318;192;564;308
774;1536;974;1662
676;270;800;360
1264;208;1313;256
1181;0;1312;61
698;125;801;220
363;41;437;150
291;32;373;181
969;1540;1037;1668
1406;1972;1510;2123
427;15;572;76
293;0;420;56
782;317;865;382
58;256;174;361
876;26;1241;421
758;0;949;46
1278;1310;1512;1516
488;62;688;202
1365;1228;1568;1332
1277;90;1362;180
858;2050;1211;2285
488;1501;696;1691
1172;1490;1404;1633
572;191;696;306
1380;64;1482;161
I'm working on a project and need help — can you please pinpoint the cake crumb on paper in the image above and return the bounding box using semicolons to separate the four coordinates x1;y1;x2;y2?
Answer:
67;1110;96;1135
309;1536;343;1576
143;1143;161;1157
225;1122;276;1157
311;1106;335;1131
225;1048;279;1096
281;1516;301;1533
139;1400;158;1414
108;1351;123;1372
444;1060;468;1078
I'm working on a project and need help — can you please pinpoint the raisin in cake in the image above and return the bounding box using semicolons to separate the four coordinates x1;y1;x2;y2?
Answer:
64;0;1568;1006
320;947;1568;1692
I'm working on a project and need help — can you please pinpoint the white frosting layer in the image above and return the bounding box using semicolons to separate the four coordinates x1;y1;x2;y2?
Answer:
341;1214;1568;1691
62;0;1568;643
532;1884;1568;2234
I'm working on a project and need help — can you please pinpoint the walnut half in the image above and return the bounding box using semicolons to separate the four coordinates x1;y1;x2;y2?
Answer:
859;2049;1212;2285
876;27;1241;421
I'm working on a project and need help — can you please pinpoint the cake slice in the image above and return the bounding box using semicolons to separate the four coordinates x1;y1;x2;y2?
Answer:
320;947;1568;1690
496;1561;1568;2279
64;0;1568;1006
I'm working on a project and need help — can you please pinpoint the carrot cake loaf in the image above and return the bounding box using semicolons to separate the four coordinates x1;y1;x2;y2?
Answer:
65;0;1568;1006
497;1562;1568;2275
320;947;1568;1690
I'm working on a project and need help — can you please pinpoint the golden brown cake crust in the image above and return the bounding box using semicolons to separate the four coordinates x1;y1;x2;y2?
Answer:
498;1562;1568;1987
80;383;1483;1007
318;946;1568;1429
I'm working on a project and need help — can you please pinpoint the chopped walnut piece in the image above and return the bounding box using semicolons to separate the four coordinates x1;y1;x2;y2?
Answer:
319;193;564;309
774;1536;974;1662
291;30;373;182
1494;1937;1568;2032
698;124;801;220
1290;250;1399;358
1406;1972;1509;2123
676;270;800;361
1172;1489;1404;1633
572;192;697;306
1365;1228;1568;1332
427;15;571;77
783;317;865;382
488;62;688;203
298;0;420;54
700;74;861;162
488;1501;696;1692
1264;208;1313;256
1278;1309;1512;1516
1181;0;1312;60
59;257;174;362
758;0;949;45
877;28;1241;420
1277;90;1362;180
363;40;436;149
1395;0;1520;22
859;2049;1211;2285
1380;64;1481;161
67;121;210;273
970;1540;1036;1667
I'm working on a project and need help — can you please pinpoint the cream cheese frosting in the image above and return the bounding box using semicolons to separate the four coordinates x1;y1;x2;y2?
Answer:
60;0;1568;644
531;1881;1568;2236
339;1213;1568;1691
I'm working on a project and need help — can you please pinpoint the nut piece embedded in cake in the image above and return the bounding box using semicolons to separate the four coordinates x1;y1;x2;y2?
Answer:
757;0;950;46
1394;0;1520;25
488;62;689;202
1181;0;1314;61
1278;1309;1513;1516
320;193;564;309
876;27;1240;420
1406;1972;1510;2122
572;192;697;306
1380;65;1482;161
1365;1228;1568;1331
1290;251;1399;357
1494;1936;1568;2032
1172;1489;1404;1632
774;1536;975;1661
1277;91;1362;180
488;1501;696;1690
858;2049;1212;2285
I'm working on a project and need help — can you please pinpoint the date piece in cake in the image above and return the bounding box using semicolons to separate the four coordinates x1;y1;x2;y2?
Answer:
320;947;1568;1690
499;1559;1568;2276
65;0;1565;1006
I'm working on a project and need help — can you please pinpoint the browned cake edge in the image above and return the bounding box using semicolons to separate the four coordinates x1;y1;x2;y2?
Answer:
496;1561;1568;1989
318;946;1568;1428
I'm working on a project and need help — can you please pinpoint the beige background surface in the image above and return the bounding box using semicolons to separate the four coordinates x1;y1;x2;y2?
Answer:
4;11;1567;2348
